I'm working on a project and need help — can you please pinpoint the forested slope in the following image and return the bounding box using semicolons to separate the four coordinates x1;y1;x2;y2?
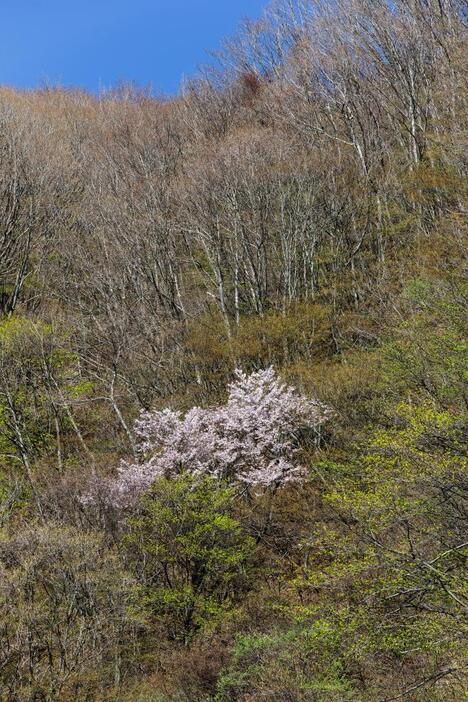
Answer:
0;1;466;700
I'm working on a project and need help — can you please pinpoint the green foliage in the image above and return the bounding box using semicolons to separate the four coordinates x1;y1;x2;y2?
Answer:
0;317;100;485
124;474;256;642
216;614;361;701
0;318;56;471
289;401;467;700
383;278;467;410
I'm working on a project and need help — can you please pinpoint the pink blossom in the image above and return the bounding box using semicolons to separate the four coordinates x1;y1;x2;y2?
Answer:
108;367;330;506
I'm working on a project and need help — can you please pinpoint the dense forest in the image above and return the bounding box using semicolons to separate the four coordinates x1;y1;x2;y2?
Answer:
0;0;466;700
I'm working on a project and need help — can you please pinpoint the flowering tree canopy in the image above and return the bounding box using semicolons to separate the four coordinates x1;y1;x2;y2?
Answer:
107;368;330;507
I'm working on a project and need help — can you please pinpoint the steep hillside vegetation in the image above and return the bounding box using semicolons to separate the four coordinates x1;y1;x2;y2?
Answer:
0;1;466;700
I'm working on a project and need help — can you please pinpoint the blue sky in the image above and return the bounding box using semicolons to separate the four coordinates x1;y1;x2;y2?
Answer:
0;0;267;94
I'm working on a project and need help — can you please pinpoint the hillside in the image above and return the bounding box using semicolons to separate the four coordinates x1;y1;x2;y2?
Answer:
0;1;466;700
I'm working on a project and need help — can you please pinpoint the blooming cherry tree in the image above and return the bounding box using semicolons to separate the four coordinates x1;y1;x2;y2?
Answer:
109;367;330;506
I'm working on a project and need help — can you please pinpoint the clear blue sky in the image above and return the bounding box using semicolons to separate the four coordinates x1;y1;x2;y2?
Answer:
0;0;267;94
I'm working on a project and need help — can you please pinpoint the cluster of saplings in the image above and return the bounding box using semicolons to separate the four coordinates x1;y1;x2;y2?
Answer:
0;0;466;700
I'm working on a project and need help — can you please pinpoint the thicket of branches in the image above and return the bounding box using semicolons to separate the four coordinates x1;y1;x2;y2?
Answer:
0;1;466;700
